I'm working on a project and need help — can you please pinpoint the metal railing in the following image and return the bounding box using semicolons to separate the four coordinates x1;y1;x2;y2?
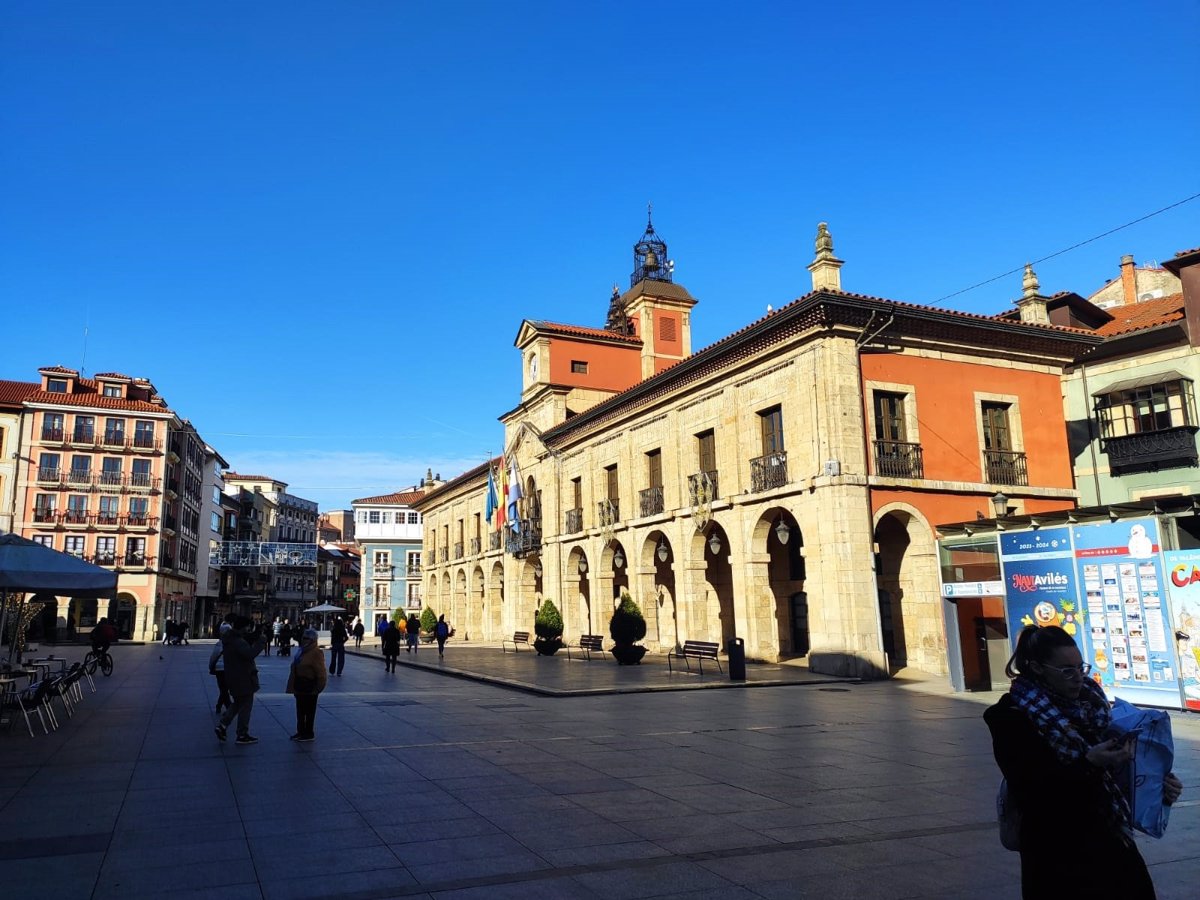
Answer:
1104;427;1200;475
67;469;93;487
505;521;541;556
102;432;127;448
489;532;502;550
33;508;58;523
62;509;90;525
469;537;481;555
372;565;393;578
40;428;64;442
132;435;162;451
439;547;448;562
71;429;96;445
873;440;924;479
453;542;464;559
565;507;583;533
749;451;789;493
36;467;62;483
639;485;664;517
984;450;1029;486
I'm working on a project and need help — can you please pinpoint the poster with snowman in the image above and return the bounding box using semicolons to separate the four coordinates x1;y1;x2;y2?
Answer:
1072;518;1183;709
1163;548;1200;712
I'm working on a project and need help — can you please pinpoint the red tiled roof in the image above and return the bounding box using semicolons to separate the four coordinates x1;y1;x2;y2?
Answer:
1094;293;1185;337
22;375;171;413
225;473;278;482
527;321;641;343
38;365;79;375
351;489;426;505
0;379;40;406
93;372;133;380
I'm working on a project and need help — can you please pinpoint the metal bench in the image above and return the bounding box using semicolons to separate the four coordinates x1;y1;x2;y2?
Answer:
568;634;604;661
667;640;723;674
501;630;531;652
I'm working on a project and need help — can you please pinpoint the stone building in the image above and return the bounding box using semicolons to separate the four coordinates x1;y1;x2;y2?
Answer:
414;220;1099;677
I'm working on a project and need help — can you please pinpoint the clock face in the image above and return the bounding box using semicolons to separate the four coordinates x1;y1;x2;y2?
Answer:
529;355;539;380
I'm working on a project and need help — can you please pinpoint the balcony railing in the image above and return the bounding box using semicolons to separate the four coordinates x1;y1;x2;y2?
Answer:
132;435;162;451
372;564;393;578
469;537;481;555
92;553;117;566
98;471;124;488
874;440;925;479
128;474;160;491
71;429;95;445
33;508;58;523
124;515;156;529
687;470;719;506
103;432;127;448
95;514;120;527
565;507;583;534
67;469;93;487
639;485;664;517
598;499;619;526
63;510;90;525
119;554;153;568
37;467;62;484
505;521;541;556
1104;427;1199;476
984;450;1029;486
439;547;448;562
40;428;64;442
488;532;502;551
406;564;423;576
750;451;789;493
453;542;464;559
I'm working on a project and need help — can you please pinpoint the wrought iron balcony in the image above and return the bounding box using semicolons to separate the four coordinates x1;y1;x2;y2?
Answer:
1104;427;1199;476
453;542;464;559
33;508;58;524
67;469;93;487
95;514;120;527
128;474;160;491
488;532;502;550
565;507;583;533
71;429;95;446
984;450;1029;486
124;515;156;528
750;451;789;493
36;467;62;484
687;470;719;505
102;432;127;448
639;486;664;517
372;564;393;578
132;435;161;451
98;472;124;488
469;537;481;555
40;428;64;442
406;564;423;576
93;553;117;567
598;499;619;526
62;509;90;525
874;440;925;479
439;547;448;562
505;521;541;556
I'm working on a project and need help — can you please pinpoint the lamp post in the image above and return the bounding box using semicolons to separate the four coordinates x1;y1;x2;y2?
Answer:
991;492;1009;518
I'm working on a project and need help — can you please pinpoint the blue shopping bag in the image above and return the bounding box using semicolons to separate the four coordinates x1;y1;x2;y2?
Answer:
1108;697;1174;838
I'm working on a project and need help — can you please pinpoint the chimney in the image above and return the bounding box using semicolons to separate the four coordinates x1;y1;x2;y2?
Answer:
1163;248;1200;347
807;222;844;292
1119;254;1137;306
1015;263;1049;324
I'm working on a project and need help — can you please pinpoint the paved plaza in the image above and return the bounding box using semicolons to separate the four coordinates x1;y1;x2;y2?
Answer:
2;641;1198;900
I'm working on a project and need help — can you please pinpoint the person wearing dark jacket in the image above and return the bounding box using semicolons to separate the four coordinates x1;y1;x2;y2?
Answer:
329;617;348;675
215;617;268;745
208;622;233;714
985;624;1182;899
353;620;365;649
406;613;420;653
381;621;402;672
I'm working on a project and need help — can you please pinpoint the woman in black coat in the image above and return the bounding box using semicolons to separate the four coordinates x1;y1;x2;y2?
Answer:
985;625;1182;899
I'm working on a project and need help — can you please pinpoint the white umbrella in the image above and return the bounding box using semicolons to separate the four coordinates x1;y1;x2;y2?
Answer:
302;602;346;632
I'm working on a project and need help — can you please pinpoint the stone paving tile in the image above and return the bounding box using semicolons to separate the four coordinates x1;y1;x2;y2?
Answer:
405;848;552;885
427;875;603;899
0;849;105;893
260;865;418;900
575;859;742;899
93;857;260;899
389;832;534;867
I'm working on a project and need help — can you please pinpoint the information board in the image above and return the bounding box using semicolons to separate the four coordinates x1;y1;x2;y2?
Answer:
1163;549;1200;712
999;527;1091;659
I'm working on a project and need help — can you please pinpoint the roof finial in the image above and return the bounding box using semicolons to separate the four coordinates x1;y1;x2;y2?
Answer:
647;202;653;230
814;222;835;261
1022;262;1040;299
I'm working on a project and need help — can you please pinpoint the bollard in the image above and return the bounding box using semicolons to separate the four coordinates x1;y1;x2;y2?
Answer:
727;636;746;681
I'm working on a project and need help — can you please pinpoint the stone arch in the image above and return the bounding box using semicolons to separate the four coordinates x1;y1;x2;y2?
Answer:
637;530;674;650
747;507;804;661
517;557;540;634
685;522;733;648
599;540;630;610
488;560;504;638
426;574;438;613
454;568;468;638
566;545;593;636
439;572;451;617
470;565;485;641
874;503;942;674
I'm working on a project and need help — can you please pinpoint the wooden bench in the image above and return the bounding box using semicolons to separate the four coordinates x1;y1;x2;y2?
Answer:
501;631;531;652
568;634;604;661
667;640;723;674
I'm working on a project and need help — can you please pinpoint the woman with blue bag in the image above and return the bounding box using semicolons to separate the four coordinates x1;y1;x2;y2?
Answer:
985;625;1182;899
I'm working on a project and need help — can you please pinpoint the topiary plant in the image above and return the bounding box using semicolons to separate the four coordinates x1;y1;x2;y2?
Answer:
391;607;406;625
534;598;564;640
609;590;646;647
420;606;437;634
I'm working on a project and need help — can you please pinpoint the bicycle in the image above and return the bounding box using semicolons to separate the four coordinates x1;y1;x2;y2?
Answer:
84;646;114;677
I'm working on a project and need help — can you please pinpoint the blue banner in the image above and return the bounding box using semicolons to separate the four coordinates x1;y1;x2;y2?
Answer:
1000;528;1089;659
1073;518;1182;709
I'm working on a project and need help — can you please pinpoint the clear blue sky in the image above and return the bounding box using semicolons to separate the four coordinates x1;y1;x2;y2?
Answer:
3;1;1198;511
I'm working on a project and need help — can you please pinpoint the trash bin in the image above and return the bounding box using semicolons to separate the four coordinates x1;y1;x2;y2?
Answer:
727;636;746;681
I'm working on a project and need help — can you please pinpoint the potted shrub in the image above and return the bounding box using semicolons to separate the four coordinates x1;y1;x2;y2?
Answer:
609;590;647;665
533;598;564;655
420;606;437;643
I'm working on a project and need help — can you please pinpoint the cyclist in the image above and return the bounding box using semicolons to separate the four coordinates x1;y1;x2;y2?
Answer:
91;617;117;656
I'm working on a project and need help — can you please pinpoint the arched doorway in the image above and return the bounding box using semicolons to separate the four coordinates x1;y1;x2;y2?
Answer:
753;509;805;660
518;557;540;632
567;547;591;636
488;561;504;638
639;532;674;649
115;594;137;639
471;565;485;640
453;569;467;638
440;572;451;618
875;507;942;674
690;524;734;648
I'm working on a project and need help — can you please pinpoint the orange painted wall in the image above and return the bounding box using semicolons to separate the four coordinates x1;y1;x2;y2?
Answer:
547;337;642;393
654;312;682;356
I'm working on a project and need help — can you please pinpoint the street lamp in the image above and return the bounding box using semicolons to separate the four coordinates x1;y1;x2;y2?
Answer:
991;492;1009;518
613;548;625;569
533;560;543;578
774;517;790;545
707;531;722;555
578;556;588;575
656;539;669;563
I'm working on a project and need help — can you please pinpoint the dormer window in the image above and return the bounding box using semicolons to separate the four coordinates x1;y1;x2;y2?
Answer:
102;384;122;398
47;379;68;393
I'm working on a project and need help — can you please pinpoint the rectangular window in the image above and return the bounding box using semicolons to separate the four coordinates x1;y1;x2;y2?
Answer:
873;392;907;442
760;405;784;455
212;486;221;504
126;537;146;563
697;430;716;473
134;420;155;448
129;497;148;519
47;379;68;393
67;495;88;522
1095;380;1196;438
100;457;122;486
73;416;95;442
369;510;381;524
65;536;85;557
98;496;119;523
42;413;64;440
33;535;54;548
102;384;122;398
606;464;618;500
407;551;421;570
38;452;60;479
104;418;125;444
131;458;151;487
981;403;1012;452
408;512;419;524
374;551;390;566
571;360;588;374
646;449;662;488
95;537;115;563
211;512;221;532
572;477;582;510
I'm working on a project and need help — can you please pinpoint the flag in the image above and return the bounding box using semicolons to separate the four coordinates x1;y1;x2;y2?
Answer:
507;458;523;532
495;458;508;533
484;464;498;525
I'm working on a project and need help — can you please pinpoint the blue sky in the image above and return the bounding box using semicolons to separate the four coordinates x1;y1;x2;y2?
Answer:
3;1;1198;511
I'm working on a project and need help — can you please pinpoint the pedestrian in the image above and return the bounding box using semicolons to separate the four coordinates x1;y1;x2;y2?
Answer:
279;621;293;657
214;616;268;745
273;617;282;650
329;616;348;676
397;614;407;650
435;614;450;657
181;622;190;645
353;619;365;649
406;613;420;653
162;618;172;645
286;628;327;742
985;624;1183;899
381;619;401;672
208;622;233;714
376;615;388;638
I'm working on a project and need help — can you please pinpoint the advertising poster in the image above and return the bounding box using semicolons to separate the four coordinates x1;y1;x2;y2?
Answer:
1163;549;1200;712
999;527;1090;661
1073;518;1183;709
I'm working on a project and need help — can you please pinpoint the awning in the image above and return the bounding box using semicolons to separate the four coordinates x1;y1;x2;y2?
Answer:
1093;370;1190;396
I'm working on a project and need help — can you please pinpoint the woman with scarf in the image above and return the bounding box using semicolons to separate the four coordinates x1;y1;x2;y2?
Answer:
286;628;328;742
985;625;1182;899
